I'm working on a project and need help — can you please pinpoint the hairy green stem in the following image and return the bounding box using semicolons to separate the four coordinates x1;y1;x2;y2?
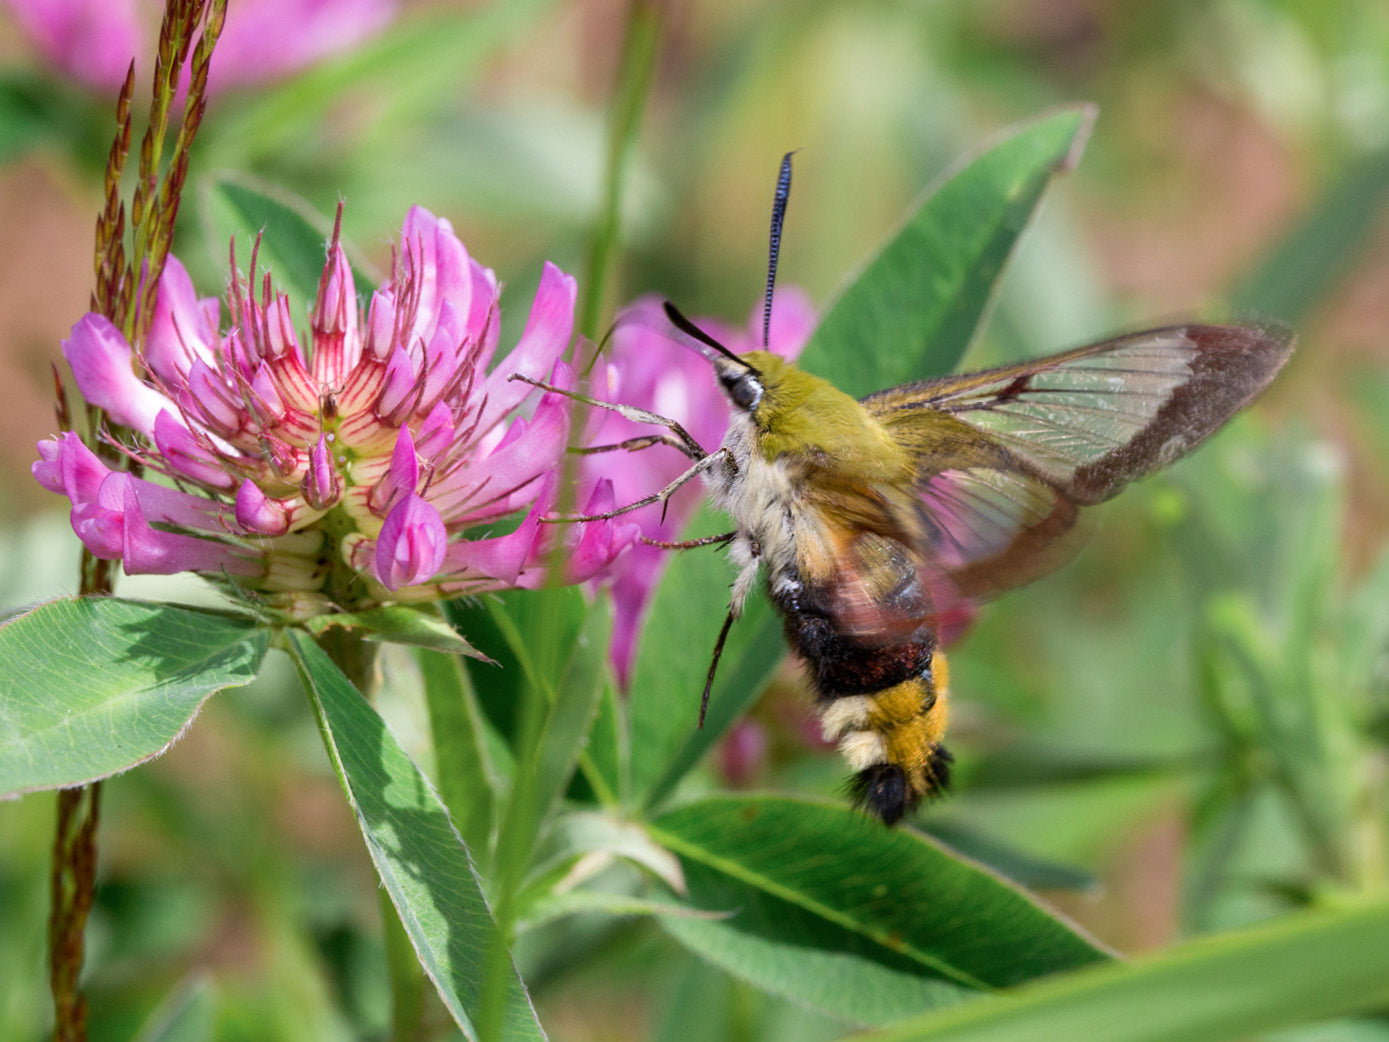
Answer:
474;642;549;1042
577;0;662;343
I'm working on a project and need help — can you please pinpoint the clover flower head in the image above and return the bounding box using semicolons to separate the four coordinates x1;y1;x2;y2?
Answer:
35;206;638;617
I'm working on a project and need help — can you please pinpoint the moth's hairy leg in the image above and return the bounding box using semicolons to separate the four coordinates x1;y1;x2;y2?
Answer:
641;531;735;550
508;373;706;460
540;447;731;523
572;433;702;458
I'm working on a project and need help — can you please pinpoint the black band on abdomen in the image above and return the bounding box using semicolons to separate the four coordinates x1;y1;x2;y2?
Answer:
779;608;934;697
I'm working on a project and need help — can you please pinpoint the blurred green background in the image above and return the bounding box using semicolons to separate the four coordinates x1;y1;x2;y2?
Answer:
1;1;1387;1040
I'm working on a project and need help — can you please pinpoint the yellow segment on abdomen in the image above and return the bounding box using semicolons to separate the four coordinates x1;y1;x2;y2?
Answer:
824;651;951;801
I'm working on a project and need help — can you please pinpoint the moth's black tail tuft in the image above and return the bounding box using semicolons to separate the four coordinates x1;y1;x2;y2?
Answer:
849;743;953;826
849;763;912;825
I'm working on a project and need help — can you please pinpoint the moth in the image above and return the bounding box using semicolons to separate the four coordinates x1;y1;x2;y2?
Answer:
526;154;1293;825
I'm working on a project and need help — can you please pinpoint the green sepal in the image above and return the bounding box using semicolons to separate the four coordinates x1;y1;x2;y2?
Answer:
305;605;491;658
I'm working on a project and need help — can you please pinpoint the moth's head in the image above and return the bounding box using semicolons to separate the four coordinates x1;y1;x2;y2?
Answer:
663;300;779;417
713;350;787;415
661;301;805;424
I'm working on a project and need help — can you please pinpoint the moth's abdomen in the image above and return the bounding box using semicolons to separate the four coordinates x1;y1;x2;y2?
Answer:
772;552;951;825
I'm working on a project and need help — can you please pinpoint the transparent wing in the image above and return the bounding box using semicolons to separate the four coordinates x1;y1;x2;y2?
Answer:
862;323;1292;599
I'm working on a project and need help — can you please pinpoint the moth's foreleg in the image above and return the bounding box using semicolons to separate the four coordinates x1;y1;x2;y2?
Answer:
507;374;706;460
541;447;730;524
572;433;701;458
640;531;735;550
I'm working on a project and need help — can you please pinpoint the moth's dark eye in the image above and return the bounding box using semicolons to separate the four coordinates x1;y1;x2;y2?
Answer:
720;370;763;412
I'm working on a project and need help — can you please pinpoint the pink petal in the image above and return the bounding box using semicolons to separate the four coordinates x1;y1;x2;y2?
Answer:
117;478;254;576
153;410;234;488
580;311;712;548
7;0;396;96
368;426;420;516
247;363;287;424
606;547;667;688
374;493;447;591
70;508;122;561
377;345;421;423
303;434;343;510
112;470;225;532
235;479;292;536
184;359;243;435
535;480;639;587
69;468;131;558
415;302;464;414
72;469;182;557
431;374;572;521
55;431;111;505
311;240;361;387
363;288;397;361
397;207;472;352
263;294;305;363
414;401;456;460
197;0;396;92
5;0;142;93
66;464;231;565
436;500;544;588
32;438;65;493
464;261;501;368
473;262;577;436
62;314;175;436
146;255;220;384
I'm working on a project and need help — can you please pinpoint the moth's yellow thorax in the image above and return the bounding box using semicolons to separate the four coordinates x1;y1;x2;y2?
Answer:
741;351;911;483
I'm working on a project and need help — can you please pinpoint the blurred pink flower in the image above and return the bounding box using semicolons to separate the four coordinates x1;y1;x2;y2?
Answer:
35;206;637;617
717;718;768;787
3;0;395;96
584;290;816;687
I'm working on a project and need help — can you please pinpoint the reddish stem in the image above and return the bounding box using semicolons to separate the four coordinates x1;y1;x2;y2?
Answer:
49;784;101;1042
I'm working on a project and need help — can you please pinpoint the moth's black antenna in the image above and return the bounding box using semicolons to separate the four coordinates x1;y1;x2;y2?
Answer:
762;151;794;349
662;301;761;375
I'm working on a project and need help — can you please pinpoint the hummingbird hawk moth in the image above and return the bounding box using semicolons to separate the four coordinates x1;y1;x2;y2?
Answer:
530;152;1292;824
